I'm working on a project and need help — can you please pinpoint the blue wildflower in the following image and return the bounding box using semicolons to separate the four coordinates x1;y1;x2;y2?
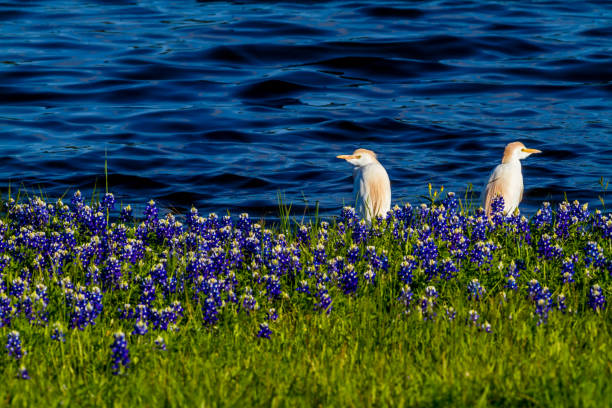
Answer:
19;365;30;380
347;244;360;264
398;256;416;284
561;255;578;284
154;336;166;351
257;322;272;339
584;241;605;268
352;220;368;244
537;234;563;259
266;308;278;321
397;284;414;314
588;284;606;312
339;264;358;295
51;322;66;343
467;278;486;301
467;309;479;326
445;306;456;321
110;332;130;375
6;331;25;360
557;294;567;313
533;202;552;228
132;320;148;336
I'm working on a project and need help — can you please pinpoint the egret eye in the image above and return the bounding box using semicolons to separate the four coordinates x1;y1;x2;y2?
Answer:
356;155;362;159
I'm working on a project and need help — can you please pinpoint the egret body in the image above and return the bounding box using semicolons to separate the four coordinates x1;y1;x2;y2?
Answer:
337;148;391;222
482;141;542;216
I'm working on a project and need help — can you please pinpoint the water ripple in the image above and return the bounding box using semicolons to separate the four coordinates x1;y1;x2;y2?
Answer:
0;0;609;217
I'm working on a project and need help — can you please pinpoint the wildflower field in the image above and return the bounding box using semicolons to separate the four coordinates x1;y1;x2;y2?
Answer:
0;190;610;407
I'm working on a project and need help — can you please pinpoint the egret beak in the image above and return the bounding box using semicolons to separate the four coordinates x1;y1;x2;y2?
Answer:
522;148;542;154
337;154;357;160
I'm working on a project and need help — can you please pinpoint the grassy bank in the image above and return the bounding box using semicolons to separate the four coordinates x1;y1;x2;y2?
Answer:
0;190;610;407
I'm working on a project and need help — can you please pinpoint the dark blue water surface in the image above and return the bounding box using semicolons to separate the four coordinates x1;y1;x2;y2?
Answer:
0;0;610;218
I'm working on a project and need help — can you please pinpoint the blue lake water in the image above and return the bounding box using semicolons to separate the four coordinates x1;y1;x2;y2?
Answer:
0;0;610;218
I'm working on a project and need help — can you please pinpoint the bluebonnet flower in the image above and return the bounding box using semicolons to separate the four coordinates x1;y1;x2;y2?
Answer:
557;294;567;313
534;286;553;325
398;256;416;284
505;276;518;291
415;238;438;263
442;192;459;216
588;284;606;312
517;215;532;243
439;258;458;281
554;202;573;238
417;224;432;241
257;322;272;339
347;244;360;264
471;215;487;242
352;220;368;244
9;277;26;298
318;222;329;241
449;228;469;260
266;308;278;321
470;240;496;267
327;256;344;279
593;211;611;239
313;242;327;270
363;265;376;285
504;261;521;291
101;192;115;211
241;287;259;314
424;259;438;281
264;275;282;300
51;322;66;343
19;365;30;380
561;254;578;284
68;286;103;330
537;234;563;259
490;195;506;227
102;257;122;289
201;290;223;326
339;264;358;295
445;306;456;321
420;286;438;321
143;200;158;223
132;320;148;336
480;321;492;333
297;225;310;245
71;190;84;208
467;309;479;326
533;202;552;228
236;213;251;233
296;280;310;295
314;284;332;314
397;285;414;314
154;336;166;351
110;332;129;375
467;279;486;301
341;206;358;228
527;279;542;301
120;204;133;224
398;203;414;225
6;331;25;360
584;241;605;268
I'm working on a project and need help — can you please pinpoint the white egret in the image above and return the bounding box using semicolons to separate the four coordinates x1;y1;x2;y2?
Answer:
337;148;391;222
482;141;542;217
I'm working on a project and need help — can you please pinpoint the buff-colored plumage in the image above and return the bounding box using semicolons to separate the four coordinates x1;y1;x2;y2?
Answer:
337;148;391;222
482;141;542;216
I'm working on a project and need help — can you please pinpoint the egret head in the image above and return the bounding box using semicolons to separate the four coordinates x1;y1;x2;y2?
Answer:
502;142;542;164
337;148;379;167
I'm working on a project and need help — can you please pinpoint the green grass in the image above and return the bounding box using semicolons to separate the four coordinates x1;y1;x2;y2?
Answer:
0;192;610;407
